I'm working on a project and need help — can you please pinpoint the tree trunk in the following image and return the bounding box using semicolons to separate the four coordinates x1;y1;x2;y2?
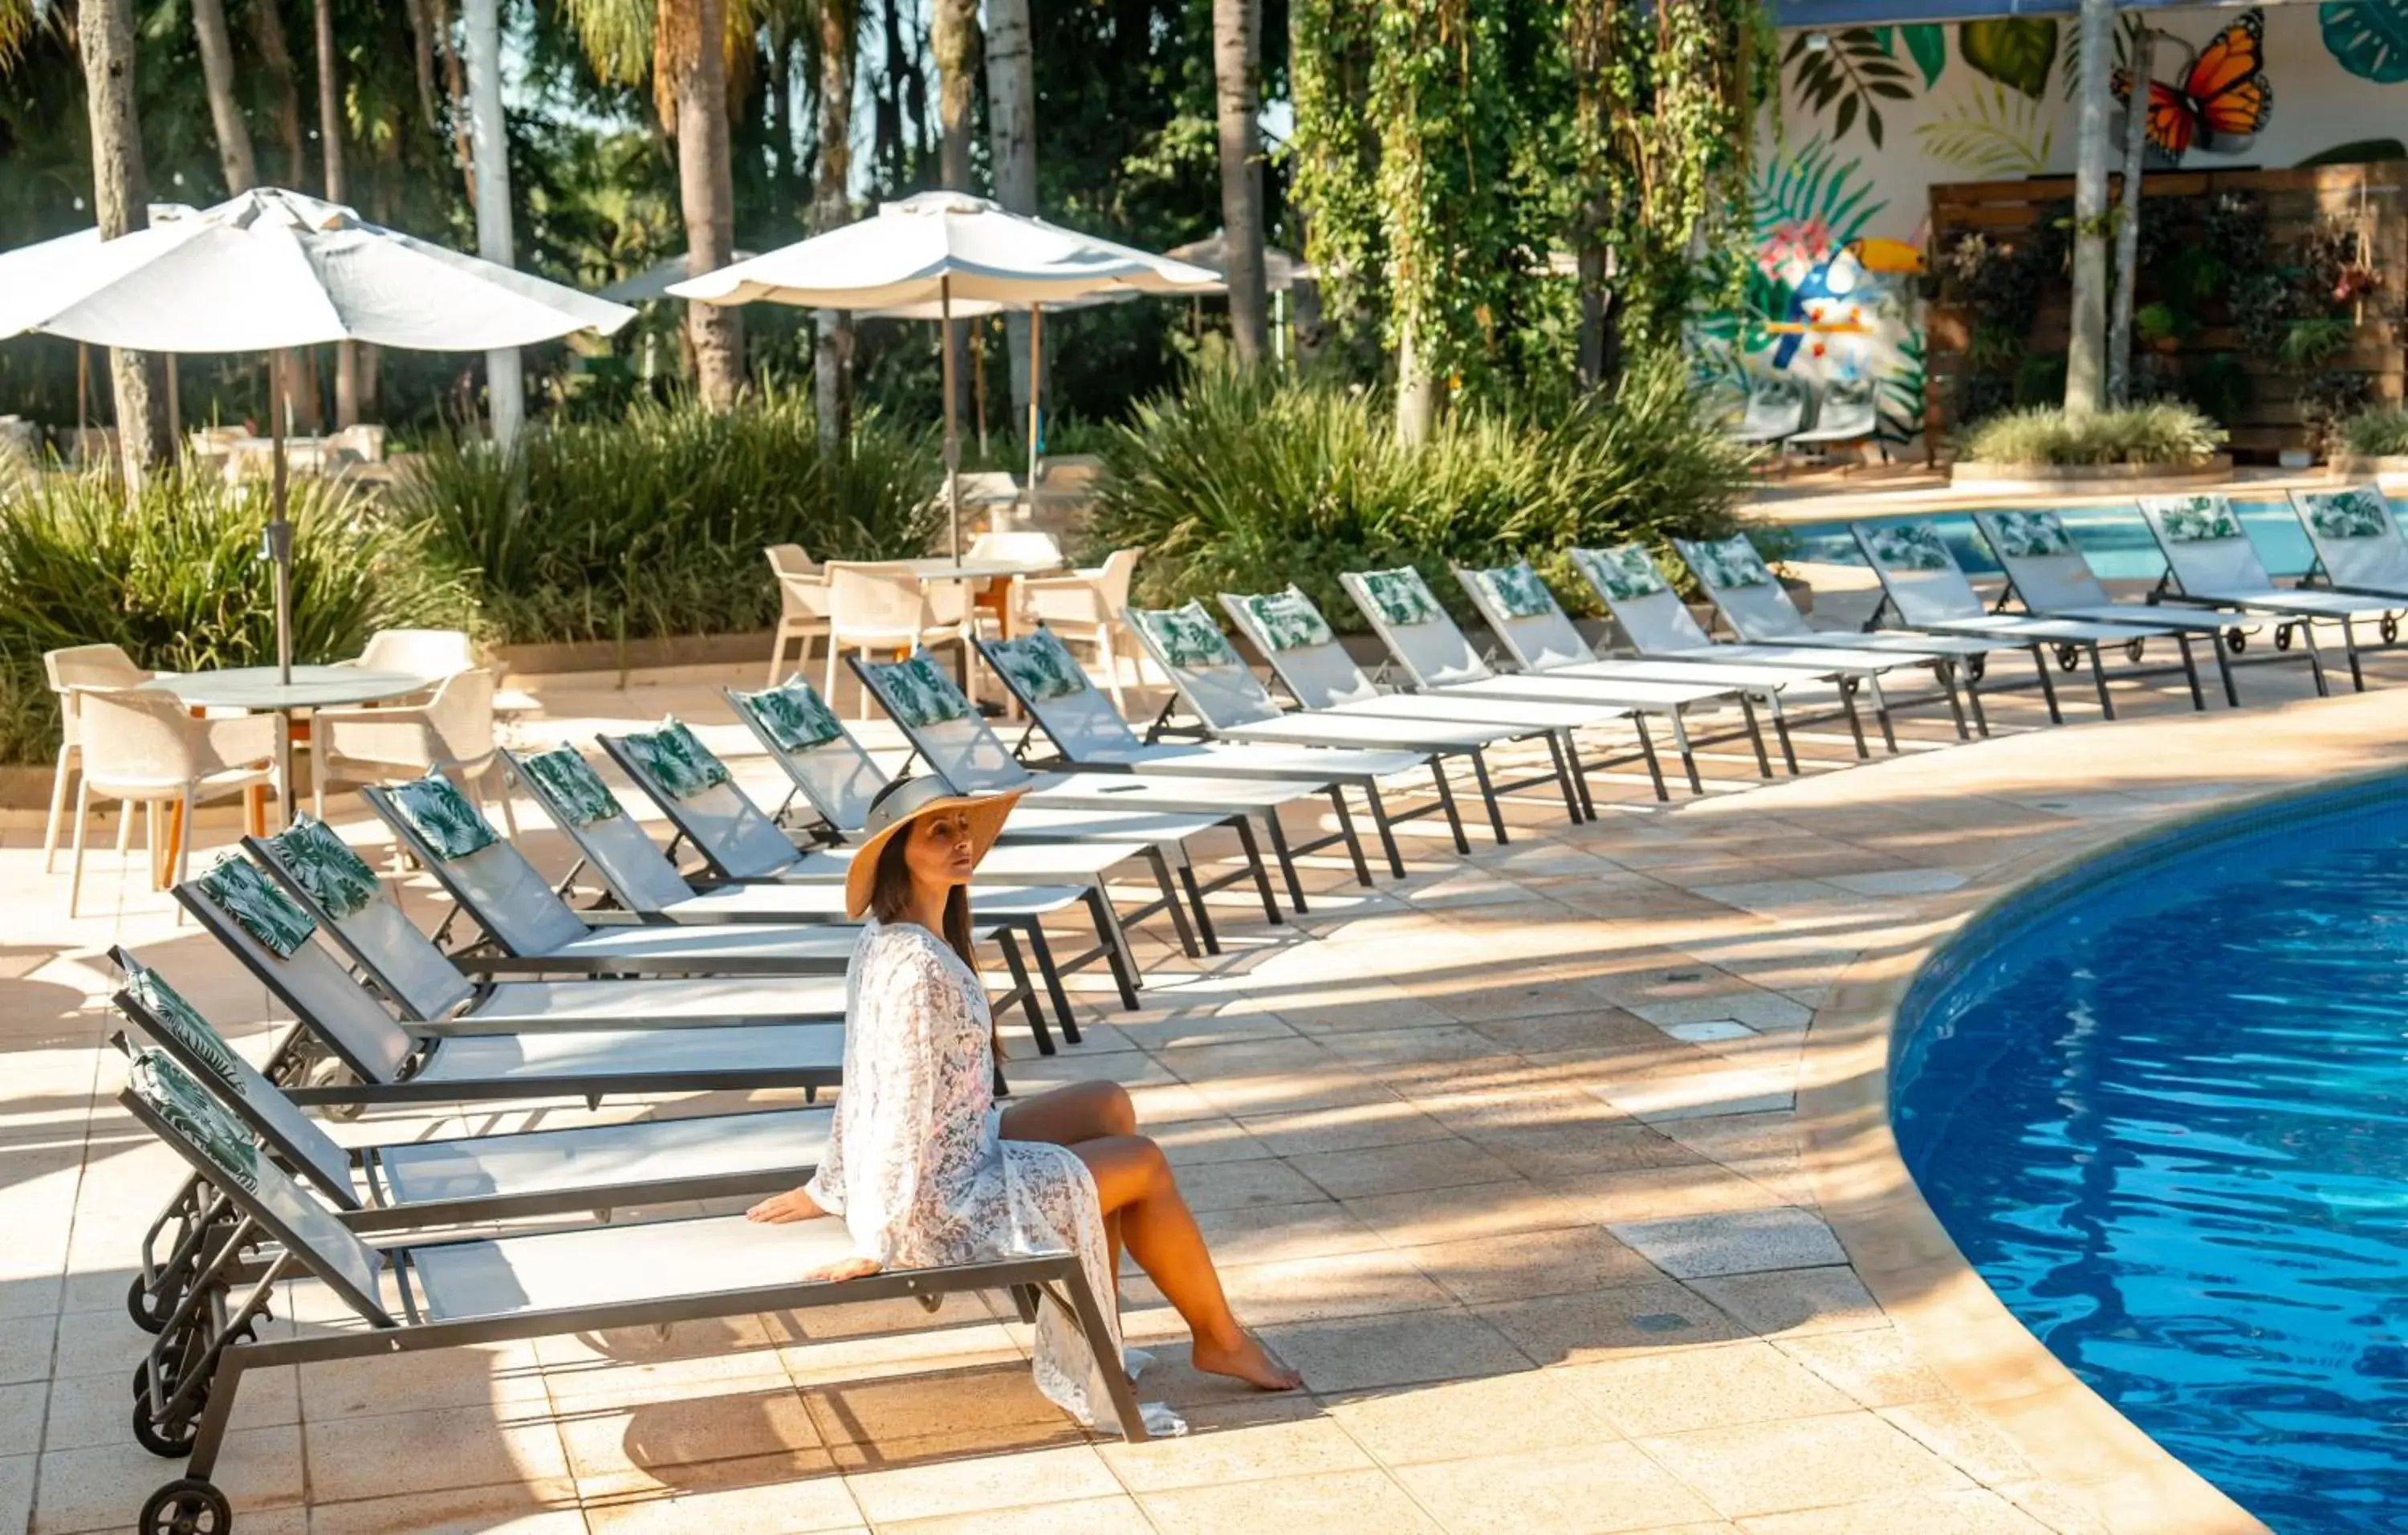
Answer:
79;0;171;484
463;0;523;444
671;0;746;409
429;0;478;204
251;0;309;188
314;0;360;427
1213;0;1269;365
767;14;794;229
1396;318;1434;446
872;0;906;185
404;0;439;130
2064;0;2115;417
985;0;1036;418
2107;24;2154;407
192;0;259;193
816;0;858;459
932;0;980;431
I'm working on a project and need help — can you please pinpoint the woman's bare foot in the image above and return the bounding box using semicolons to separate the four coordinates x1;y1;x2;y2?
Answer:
1190;1330;1304;1391
746;1187;826;1224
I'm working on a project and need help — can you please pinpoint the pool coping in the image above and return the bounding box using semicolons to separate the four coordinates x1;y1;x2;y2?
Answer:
1796;763;2408;1535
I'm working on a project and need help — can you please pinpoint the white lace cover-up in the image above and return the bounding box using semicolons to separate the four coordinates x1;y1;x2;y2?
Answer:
803;919;1182;1436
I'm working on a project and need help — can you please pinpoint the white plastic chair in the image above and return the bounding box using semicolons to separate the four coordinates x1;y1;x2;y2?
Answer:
67;688;279;915
1017;548;1143;708
824;562;978;719
344;628;475;678
1786;381;1885;467
43;644;155;873
763;544;832;686
312;668;517;833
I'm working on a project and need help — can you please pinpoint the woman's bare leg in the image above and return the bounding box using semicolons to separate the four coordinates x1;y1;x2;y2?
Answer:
1072;1134;1300;1391
999;1080;1136;1146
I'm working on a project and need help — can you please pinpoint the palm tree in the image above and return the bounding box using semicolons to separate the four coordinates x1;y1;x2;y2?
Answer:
1212;0;1268;364
931;0;981;428
984;0;1035;418
815;0;860;456
463;0;524;442
314;0;360;425
77;0;173;482
2065;0;2115;415
190;0;258;193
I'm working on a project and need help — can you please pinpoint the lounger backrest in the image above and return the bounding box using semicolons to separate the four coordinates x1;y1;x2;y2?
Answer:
1670;535;1814;642
852;652;1034;794
1972;511;2113;610
122;1052;393;1325
363;776;590;957
249;819;477;1022
1454;563;1599;672
1564;546;1717;654
506;746;696;914
2137;494;2272;595
597;722;801;880
1122;601;1289;730
2292;487;2408;592
724;680;887;834
111;949;356;1204
975;629;1151;761
173;857;416;1082
1218;587;1386;708
1339;568;1497;688
1848;521;1986;625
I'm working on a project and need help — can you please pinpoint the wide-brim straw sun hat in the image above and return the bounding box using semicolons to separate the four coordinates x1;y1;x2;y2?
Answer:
844;777;1027;919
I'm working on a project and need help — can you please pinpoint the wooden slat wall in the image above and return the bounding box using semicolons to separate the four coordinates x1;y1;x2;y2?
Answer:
1926;163;2407;458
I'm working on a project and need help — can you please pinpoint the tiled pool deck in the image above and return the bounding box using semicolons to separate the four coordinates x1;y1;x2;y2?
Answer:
5;620;2390;1534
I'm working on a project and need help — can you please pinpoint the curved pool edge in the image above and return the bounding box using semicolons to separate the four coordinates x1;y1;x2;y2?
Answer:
1790;772;2408;1535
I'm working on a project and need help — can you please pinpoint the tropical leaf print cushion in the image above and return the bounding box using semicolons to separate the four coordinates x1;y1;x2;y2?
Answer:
1238;589;1336;651
263;815;382;919
1472;563;1560;618
987;629;1092;702
124;961;247;1093
132;1053;262;1192
738;678;844;751
198;855;318;958
620;719;734;800
518;747;624;826
2147;495;2243;542
1987;511;2075;559
872;654;973;729
1864;522;1954;572
2303;488;2396;540
1130;603;1239;670
1358;568;1444;627
1572;545;1669;602
1684;536;1773;590
389;771;499;861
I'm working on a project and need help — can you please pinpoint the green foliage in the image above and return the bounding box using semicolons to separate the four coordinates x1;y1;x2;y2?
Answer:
1913;80;2054;176
2337;408;2408;456
2320;1;2408;83
1959;17;2058;98
1086;354;1750;626
388;390;940;645
1961;403;2227;467
1784;26;1914;149
0;472;480;763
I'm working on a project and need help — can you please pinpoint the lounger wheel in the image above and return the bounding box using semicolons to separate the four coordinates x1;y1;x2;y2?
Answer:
131;1362;201;1457
1965;654;1987;682
2276;624;2294;652
140;1477;230;1535
2226;628;2247;654
2384;616;2399;643
2124;637;2146;664
2055;645;2081;672
128;1273;175;1334
304;1057;364;1121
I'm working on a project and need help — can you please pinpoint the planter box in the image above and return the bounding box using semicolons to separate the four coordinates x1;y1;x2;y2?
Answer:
496;629;775;680
1948;454;2233;495
2328;454;2408;479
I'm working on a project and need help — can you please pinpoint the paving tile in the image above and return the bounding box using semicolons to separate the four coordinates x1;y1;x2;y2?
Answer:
1688;1267;1888;1340
1234;1102;1458;1157
0;1382;40;1458
1396;1226;1665;1306
35;1425;303;1531
48;1360;297;1449
582;1475;864;1533
1395;1439;1723;1533
1775;1329;1949;1408
0;1313;55;1386
300;1340;551;1421
1139;1467;1446;1535
1188;1199;1392;1267
1341;1179;1589;1248
1552;1163;1794;1224
302;1404;573;1504
303;1485;591;1534
803;1365;1076;1456
882;1493;1151;1533
1637;1413;1977;1520
557;1380;828;1496
1169;1157;1330;1212
1260;1310;1531;1394
1287;1138;1515;1200
0;1454;29;1535
1609;1209;1845;1279
1877;1400;2038;1486
1476;1277;1747;1366
1323;1370;1624;1465
1099;1411;1372;1491
1554;1341;1855;1437
1132;1247;1456;1327
1735;1487;2051;1533
841;1443;1121;1524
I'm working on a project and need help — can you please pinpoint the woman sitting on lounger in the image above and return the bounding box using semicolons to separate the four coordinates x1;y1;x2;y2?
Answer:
746;776;1300;1432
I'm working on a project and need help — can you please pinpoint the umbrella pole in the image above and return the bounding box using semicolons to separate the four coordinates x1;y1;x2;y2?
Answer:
269;351;295;689
1027;304;1043;521
942;275;962;563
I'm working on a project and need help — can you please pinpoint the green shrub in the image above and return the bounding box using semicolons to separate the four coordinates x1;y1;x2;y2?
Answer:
2337;408;2408;458
390;389;942;645
1961;403;2227;467
1087;352;1751;626
0;472;481;763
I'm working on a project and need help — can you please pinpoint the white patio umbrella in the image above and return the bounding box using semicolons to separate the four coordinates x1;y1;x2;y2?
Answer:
0;188;634;684
670;190;1218;556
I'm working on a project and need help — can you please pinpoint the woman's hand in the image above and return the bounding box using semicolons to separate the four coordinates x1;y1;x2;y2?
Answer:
807;1255;883;1283
746;1187;825;1224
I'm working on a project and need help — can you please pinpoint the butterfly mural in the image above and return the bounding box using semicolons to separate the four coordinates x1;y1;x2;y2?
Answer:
2111;9;2273;164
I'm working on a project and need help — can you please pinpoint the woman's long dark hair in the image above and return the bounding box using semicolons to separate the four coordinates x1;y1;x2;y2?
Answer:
868;824;999;1055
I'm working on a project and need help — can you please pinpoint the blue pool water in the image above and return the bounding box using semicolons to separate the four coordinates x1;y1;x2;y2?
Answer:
1783;497;2384;582
1893;783;2408;1533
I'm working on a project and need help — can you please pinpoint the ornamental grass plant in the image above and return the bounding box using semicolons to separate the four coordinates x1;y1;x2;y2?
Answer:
1961;403;2227;467
2336;408;2408;458
1088;352;1751;626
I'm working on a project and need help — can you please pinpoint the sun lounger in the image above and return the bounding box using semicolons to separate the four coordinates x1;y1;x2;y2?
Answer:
119;1051;1144;1529
2138;493;2398;692
851;650;1308;920
172;852;848;1107
2292;486;2408;608
1348;563;1771;795
1971;509;2278;706
108;948;830;1330
974;631;1430;882
1847;518;2208;720
519;739;1125;1046
247;815;849;1033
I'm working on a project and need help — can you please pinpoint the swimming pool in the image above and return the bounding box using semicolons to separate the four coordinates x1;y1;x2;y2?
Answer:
1893;780;2408;1533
